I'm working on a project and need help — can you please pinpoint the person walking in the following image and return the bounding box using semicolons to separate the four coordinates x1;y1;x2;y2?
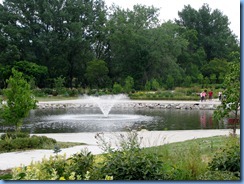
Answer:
208;90;213;101
218;91;222;101
200;91;206;102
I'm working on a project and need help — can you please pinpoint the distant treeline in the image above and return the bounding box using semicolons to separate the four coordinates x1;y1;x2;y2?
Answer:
0;0;240;90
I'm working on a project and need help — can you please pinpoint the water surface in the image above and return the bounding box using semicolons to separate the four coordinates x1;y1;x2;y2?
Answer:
12;107;226;133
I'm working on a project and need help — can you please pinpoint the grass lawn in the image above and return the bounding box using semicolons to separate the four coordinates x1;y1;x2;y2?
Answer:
35;96;79;101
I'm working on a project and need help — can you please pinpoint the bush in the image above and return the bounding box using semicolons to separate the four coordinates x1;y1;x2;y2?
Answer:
208;136;240;174
1;132;30;140
0;141;15;152
12;154;67;180
0;134;57;152
65;149;94;179
33;88;47;97
112;82;123;94
12;149;95;180
92;131;166;180
66;88;79;97
96;148;165;180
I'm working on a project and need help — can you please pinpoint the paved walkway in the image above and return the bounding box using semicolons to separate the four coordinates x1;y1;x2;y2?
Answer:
0;129;239;170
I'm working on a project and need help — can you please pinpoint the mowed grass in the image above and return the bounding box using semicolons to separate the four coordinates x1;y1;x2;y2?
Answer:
95;135;233;165
35;96;79;101
144;135;230;162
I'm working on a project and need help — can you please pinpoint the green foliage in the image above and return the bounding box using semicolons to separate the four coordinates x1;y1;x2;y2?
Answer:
0;1;239;90
1;132;30;140
213;61;240;134
144;81;151;91
0;173;12;180
183;76;192;87
85;60;109;88
176;4;239;62
13;61;48;88
0;134;56;153
203;76;210;87
166;75;174;89
12;149;95;180
201;59;228;81
163;142;207;180
0;69;37;131
210;74;217;84
197;171;239;180
12;154;67;180
124;76;134;93
93;131;166;180
8;134;240;180
112;82;123;94
197;73;204;86
208;136;240;174
53;76;66;95
151;78;160;91
129;88;200;100
65;149;94;180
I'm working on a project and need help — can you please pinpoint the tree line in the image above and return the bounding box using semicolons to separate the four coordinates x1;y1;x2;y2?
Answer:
0;0;240;90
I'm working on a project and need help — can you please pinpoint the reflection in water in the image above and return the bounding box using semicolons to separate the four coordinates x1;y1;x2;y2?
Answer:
200;111;213;129
0;108;226;133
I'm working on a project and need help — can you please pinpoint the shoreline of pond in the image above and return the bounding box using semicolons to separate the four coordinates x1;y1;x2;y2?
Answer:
37;99;222;110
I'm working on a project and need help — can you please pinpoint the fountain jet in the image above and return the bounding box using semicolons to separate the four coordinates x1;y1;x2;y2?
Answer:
88;94;128;117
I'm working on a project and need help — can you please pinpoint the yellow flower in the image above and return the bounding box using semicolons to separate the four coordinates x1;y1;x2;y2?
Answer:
59;176;66;180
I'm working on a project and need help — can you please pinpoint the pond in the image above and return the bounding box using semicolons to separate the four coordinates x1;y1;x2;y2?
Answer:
7;107;227;133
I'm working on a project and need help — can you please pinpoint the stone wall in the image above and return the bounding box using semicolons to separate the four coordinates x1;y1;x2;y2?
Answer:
37;101;219;110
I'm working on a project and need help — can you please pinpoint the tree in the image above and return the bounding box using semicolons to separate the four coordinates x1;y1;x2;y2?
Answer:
0;0;107;88
13;61;48;88
213;61;240;135
151;78;160;91
0;69;37;131
85;59;110;88
197;73;204;87
184;76;192;87
176;4;239;62
201;58;228;81
124;76;134;93
166;75;174;90
54;76;66;95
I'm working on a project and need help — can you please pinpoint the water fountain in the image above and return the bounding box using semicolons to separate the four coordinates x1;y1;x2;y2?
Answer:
21;94;155;133
15;95;220;133
87;94;127;117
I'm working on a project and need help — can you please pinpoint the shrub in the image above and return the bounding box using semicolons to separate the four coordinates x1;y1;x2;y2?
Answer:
208;136;240;174
42;88;53;95
65;149;94;179
0;141;15;152
12;149;95;180
67;88;79;97
0;134;57;152
124;76;134;93
12;154;67;180
33;88;46;97
93;131;166;180
112;82;123;94
1;132;30;140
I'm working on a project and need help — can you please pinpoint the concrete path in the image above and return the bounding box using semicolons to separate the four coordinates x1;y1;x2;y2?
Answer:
0;129;239;170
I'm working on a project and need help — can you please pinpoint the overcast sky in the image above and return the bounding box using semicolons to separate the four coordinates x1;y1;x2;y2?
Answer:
105;0;240;40
0;0;240;40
